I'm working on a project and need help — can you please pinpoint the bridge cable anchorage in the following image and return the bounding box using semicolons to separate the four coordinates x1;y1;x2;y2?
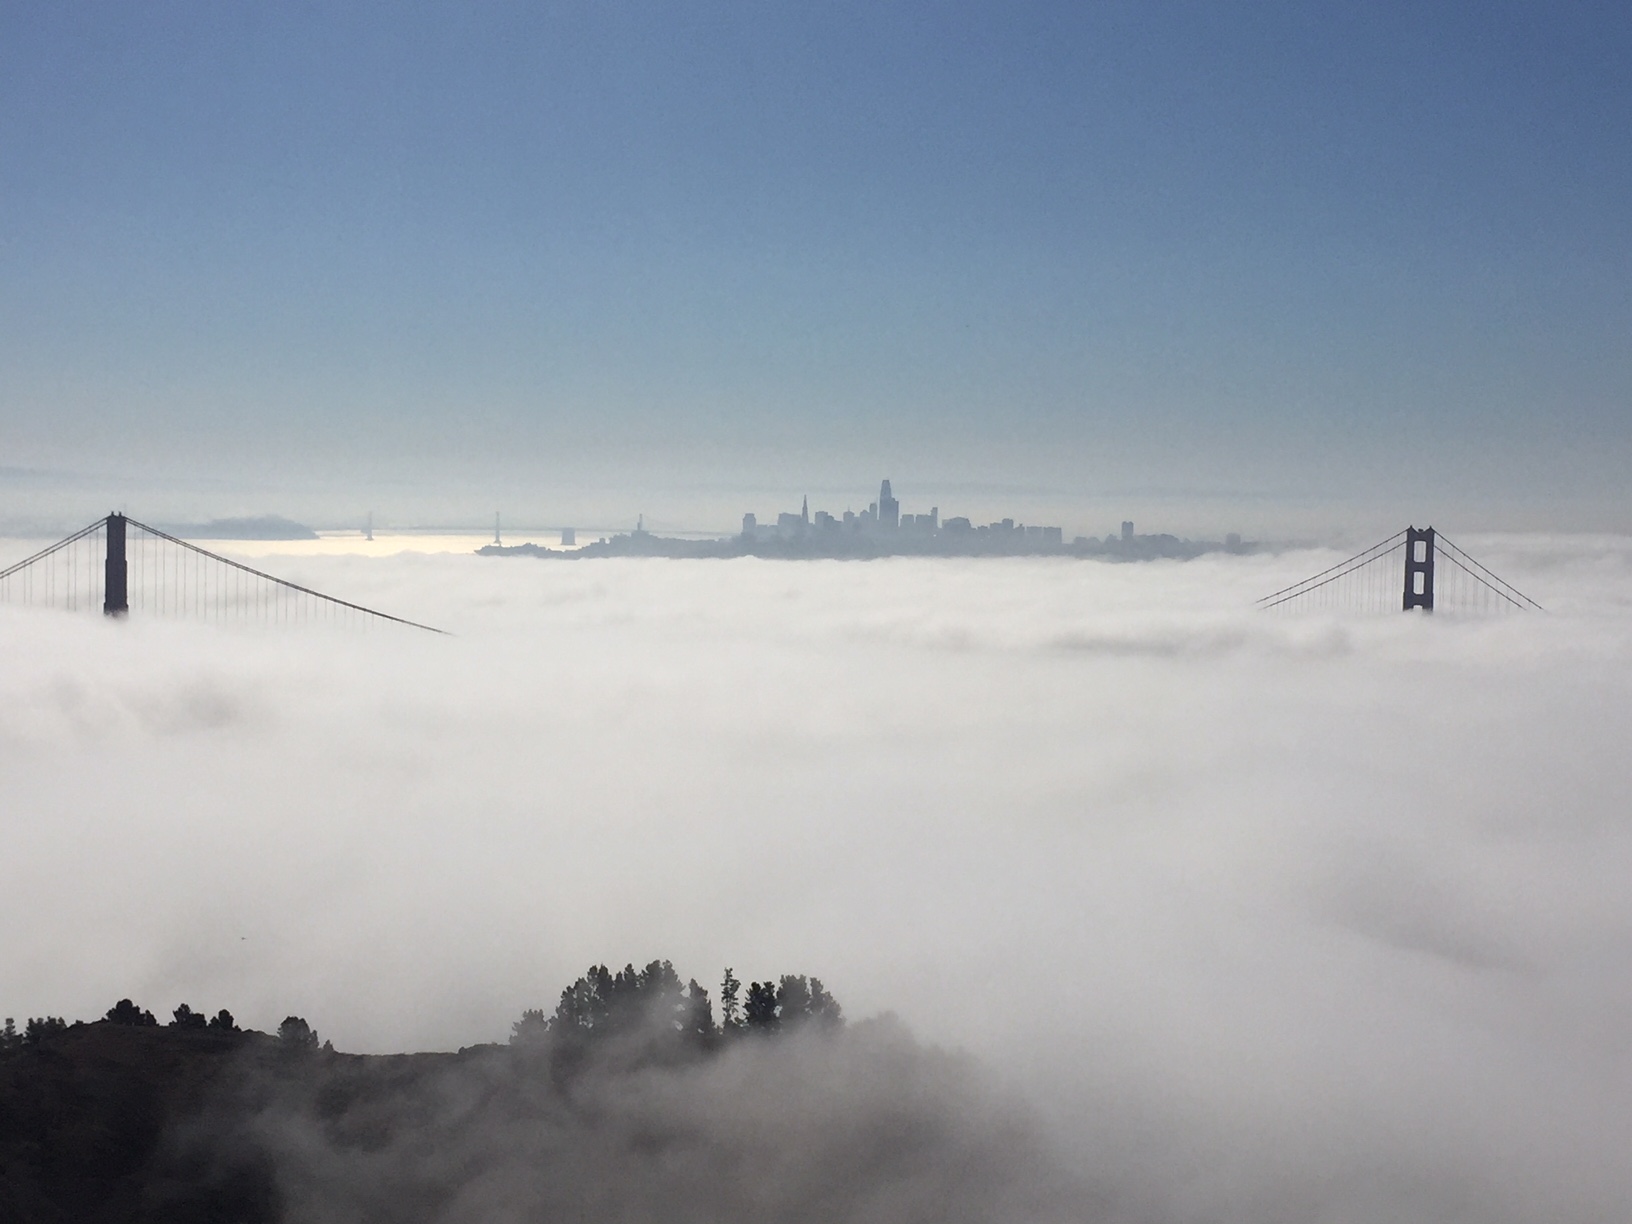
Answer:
0;513;446;633
1257;526;1543;615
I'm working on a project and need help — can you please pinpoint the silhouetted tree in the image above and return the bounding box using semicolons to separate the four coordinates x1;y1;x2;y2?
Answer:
719;969;743;1034
208;1009;238;1032
744;981;779;1032
549;961;689;1039
777;975;811;1022
807;977;843;1030
514;961;846;1053
23;1016;67;1045
509;1008;549;1046
549;965;607;1035
0;1017;17;1052
105;999;157;1026
681;979;714;1047
278;1016;319;1050
775;975;845;1032
170;1003;208;1029
631;961;688;1037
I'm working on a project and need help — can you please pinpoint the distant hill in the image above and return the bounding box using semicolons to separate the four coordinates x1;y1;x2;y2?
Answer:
166;516;319;540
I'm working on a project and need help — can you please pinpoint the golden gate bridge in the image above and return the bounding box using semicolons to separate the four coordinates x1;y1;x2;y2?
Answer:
1257;526;1543;615
0;513;443;632
1;514;1538;623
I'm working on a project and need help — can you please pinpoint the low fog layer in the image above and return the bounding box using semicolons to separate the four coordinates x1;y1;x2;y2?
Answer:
243;1013;1088;1224
2;539;1630;1222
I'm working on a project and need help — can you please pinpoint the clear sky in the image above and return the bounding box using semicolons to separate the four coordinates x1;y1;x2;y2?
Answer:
2;2;1628;534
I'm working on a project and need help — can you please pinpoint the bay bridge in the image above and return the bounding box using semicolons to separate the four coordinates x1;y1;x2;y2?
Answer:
0;513;443;632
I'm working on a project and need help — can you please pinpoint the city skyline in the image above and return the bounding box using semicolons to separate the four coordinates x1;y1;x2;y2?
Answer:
740;476;1075;549
474;475;1232;560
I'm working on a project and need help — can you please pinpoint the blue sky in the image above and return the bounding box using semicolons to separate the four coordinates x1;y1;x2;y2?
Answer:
2;2;1628;532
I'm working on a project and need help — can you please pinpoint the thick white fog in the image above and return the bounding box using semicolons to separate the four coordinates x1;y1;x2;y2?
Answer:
3;540;1630;1221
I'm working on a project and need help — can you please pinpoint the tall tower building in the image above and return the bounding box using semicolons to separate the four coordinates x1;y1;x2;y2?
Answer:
878;479;899;530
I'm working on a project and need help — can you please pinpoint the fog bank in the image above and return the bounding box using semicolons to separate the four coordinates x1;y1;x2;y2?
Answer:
2;538;1630;1221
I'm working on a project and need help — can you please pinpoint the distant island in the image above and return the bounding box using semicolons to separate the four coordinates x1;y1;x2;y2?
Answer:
0;962;1081;1221
164;515;320;540
481;478;1252;561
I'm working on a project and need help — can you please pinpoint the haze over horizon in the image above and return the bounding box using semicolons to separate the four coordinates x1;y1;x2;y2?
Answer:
4;2;1630;534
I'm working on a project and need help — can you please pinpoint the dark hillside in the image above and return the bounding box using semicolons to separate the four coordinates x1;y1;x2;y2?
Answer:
0;971;1090;1223
0;1022;279;1222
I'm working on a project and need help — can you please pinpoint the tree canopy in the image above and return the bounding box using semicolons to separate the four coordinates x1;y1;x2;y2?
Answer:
106;1000;157;1027
511;963;842;1057
278;1017;320;1050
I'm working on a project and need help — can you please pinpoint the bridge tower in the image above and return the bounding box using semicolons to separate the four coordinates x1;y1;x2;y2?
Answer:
1403;526;1435;612
103;512;128;616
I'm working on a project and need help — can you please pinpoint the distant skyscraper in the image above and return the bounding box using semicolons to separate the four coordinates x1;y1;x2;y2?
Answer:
1121;520;1134;541
878;479;899;530
742;512;756;538
801;495;809;524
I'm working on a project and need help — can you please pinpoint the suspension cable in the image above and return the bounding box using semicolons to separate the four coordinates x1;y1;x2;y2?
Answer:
1435;534;1545;611
1254;530;1409;606
0;519;105;582
1257;538;1407;611
122;517;445;633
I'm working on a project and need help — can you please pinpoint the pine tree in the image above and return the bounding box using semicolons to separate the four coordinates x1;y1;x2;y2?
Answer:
720;968;743;1033
745;981;779;1032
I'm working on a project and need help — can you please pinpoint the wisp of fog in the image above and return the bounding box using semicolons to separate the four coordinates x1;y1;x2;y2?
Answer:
2;538;1630;1222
